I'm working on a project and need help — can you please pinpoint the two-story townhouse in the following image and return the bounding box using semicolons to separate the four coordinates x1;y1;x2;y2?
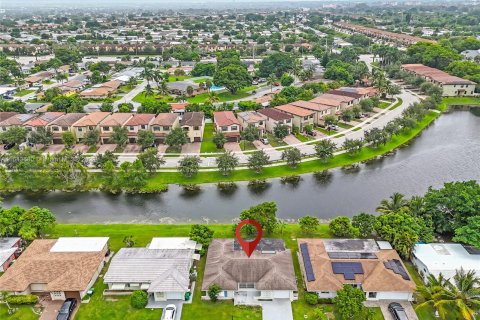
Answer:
327;90;364;105
124;114;156;144
47;113;86;144
290;101;333;126
236;111;268;136
23;112;65;134
71;112;111;142
257;108;294;134
214;111;241;142
150;113;180;144
99;113;134;144
274;104;315;132
309;95;345;115
0;113;38;134
180;112;205;143
314;93;356;111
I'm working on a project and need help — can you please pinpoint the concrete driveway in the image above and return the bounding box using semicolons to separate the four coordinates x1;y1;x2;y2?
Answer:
283;134;301;145
97;144;117;154
181;142;201;154
157;144;168;153
123;144;142;153
44;144;65;154
73;144;90;153
39;299;64;320
253;140;272;149
365;300;418;320
261;299;293;320
224;142;241;152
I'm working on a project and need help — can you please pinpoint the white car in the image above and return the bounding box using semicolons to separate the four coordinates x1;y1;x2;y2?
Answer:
164;304;177;320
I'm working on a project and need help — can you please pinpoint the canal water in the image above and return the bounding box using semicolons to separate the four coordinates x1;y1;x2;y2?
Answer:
2;111;480;224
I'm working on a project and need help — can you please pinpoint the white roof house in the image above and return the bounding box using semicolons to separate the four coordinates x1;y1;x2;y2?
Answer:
412;243;480;281
50;237;109;252
0;237;20;272
147;237;202;251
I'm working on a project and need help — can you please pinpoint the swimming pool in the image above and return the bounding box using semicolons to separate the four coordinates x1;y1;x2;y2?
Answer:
210;85;225;91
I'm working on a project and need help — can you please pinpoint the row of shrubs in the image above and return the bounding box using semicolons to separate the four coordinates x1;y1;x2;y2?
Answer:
6;294;38;305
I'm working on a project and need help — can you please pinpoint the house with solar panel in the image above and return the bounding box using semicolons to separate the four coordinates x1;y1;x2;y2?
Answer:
297;239;415;301
201;238;298;305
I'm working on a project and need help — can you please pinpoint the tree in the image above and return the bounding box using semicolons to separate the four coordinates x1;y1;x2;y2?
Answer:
189;224;214;255
340;109;354;122
111;126;128;147
178;156;201;177
191;63;216;76
376;192;409;214
61;131;76;149
208;284;222;302
240;125;260;147
314;140;336;163
93;150;119;168
213;64;252;94
364;127;388;148
118;103;133;113
342;139;363;156
28;127;53;146
258;52;295;77
212;131;227;149
333;285;366;320
360;99;374;113
453;216;480;248
89;70;103;84
117;160;148;190
299;215;320;234
17;207;56;241
137;148;165;174
273;124;289;140
130;290;148;309
186;85;194;96
352;213;376;237
165;128;187;150
281;147;302;169
1;126;27;145
123;235;136;247
84;129;100;148
329;216;359;238
216;151;239;176
247;150;270;174
280;73;294;86
137;130;155;150
239;202;278;235
267;73;277;92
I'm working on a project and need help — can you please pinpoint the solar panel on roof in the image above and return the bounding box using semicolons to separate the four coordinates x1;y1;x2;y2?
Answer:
344;273;356;280
331;262;364;280
328;252;377;259
300;243;315;282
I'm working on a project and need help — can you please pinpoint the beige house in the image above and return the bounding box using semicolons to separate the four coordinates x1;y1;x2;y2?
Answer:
0;237;109;301
275;104;314;132
0;114;38;133
255;108;294;134
237;111;268;136
72;112;111;142
180;112;205;143
311;94;351;112
151;113;180;144
23;112;65;133
290;101;333;125
214;111;241;142
124;114;156;143
47;113;86;144
99;113;134;144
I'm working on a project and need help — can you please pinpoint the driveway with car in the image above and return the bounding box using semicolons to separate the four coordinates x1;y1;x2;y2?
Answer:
253;140;272;149
365;300;418;320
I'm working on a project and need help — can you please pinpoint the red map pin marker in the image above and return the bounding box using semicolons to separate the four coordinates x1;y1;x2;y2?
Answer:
235;219;263;258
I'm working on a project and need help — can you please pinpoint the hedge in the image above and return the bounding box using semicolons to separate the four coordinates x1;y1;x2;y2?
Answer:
6;294;38;305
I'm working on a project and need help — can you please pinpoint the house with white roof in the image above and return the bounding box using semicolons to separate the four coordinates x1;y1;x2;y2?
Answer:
0;237;21;272
412;243;480;282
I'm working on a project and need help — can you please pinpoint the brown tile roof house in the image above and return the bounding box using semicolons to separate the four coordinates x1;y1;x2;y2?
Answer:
0;112;18;123
214;111;240;127
125;114;156;127
100;113;133;127
298;239;415;301
72;112;111;127
401;64;476;85
0;237;109;300
338;87;379;97
316;93;356;104
0;113;38;127
310;95;344;108
275;104;315;117
291;100;332;113
23;112;65;127
49;113;86;128
327;89;364;100
79;80;122;98
237;111;267;124
257;108;293;121
180;112;204;127
202;239;297;304
152;113;179;126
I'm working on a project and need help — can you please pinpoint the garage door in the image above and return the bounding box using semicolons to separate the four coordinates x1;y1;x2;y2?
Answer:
194;137;201;142
166;292;184;300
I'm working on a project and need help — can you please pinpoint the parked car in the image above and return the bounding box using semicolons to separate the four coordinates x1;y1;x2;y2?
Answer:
260;138;269;145
3;143;15;150
388;302;408;320
164;304;177;320
56;298;77;320
327;125;338;131
306;130;316;137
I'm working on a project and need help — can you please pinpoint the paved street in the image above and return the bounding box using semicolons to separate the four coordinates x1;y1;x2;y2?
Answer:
113;80;146;111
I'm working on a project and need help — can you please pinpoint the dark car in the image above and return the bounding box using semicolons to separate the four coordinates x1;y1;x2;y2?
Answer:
388;302;408;320
56;298;77;320
3;143;15;150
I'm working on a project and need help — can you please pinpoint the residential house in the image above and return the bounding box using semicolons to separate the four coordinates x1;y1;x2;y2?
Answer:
237;111;268;136
25;102;50;113
23;112;65;133
59;80;86;95
401;64;476;97
274;104;314;132
47;113;86;144
167;82;202;96
290;101;333;125
314;93;356;110
0;112;18;123
151;113;180;144
170;103;188;118
327;90;363;105
257;108;293;134
337;87;379;98
24;71;54;87
99;113;134;144
180;112;205;143
0;113;38;133
104;238;200;303
310;95;345;115
412;243;480;282
0;237;21;272
124;114;156;143
0;237;109;301
202;239;297;305
72;112;111;142
214;111;241;142
298;239;415;301
79;80;122;99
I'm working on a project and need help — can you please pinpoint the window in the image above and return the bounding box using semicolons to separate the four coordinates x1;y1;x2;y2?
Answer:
103;127;110;131
153;126;160;132
88;126;94;130
52;127;59;132
286;119;291;123
231;126;238;131
61;126;68;131
194;126;200;130
222;126;228;131
141;125;146;130
304;116;308;120
51;291;63;298
368;292;377;298
239;283;255;289
163;126;170;131
129;126;134;131
259;121;263;125
78;128;83;132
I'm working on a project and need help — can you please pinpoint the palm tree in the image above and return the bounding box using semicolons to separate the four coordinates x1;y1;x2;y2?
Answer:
157;81;169;96
416;274;449;316
267;73;276;92
206;92;219;104
145;84;154;96
376;192;409;214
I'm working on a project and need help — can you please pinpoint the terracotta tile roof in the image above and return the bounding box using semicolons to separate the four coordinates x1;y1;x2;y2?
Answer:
319;93;356;103
297;239;416;293
24;112;65;127
0;113;38;126
100;113;133;127
48;113;86;127
125;114;156;126
79;87;113;97
0;112;18;123
202;239;297;291
275;104;314;117
401;64;476;85
170;103;188;111
310;95;344;107
338;87;378;97
0;239;107;292
257;108;293;121
180;112;204;127
152;113;179;126
291;100;332;112
327;89;363;99
73;112;111;127
237;111;267;124
214;111;239;127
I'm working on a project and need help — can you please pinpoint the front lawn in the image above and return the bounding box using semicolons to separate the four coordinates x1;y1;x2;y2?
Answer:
294;133;314;142
337;122;353;129
0;305;39;320
265;133;287;147
200;123;224;153
438;96;480;111
315;128;336;136
13;89;35;97
132;92;174;104
240;140;257;151
187;91;250;103
117;85;136;94
378;101;391;109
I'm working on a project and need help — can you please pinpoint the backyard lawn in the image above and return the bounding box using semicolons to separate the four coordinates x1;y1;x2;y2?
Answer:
0;305;39;320
13;89;35;97
200;123;224;153
167;75;192;82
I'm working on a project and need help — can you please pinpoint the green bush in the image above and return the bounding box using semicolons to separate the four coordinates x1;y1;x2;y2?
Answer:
130;290;148;309
6;294;38;305
305;292;319;305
